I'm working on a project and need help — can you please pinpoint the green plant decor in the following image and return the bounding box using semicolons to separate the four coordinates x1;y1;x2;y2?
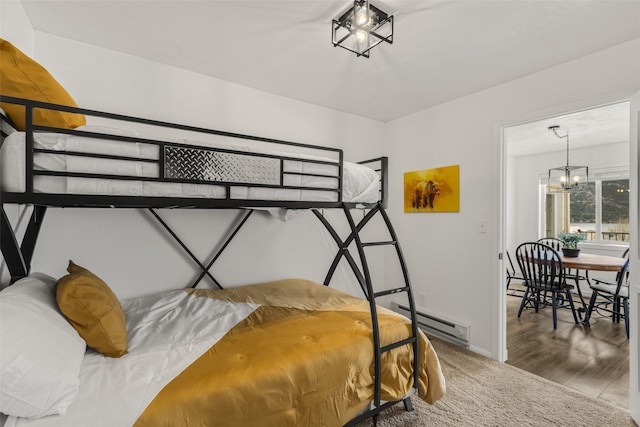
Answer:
558;232;586;249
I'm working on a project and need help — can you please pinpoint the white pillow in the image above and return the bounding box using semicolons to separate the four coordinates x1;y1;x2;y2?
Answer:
0;273;86;418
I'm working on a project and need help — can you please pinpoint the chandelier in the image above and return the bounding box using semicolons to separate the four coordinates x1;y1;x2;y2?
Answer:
547;125;589;193
332;0;394;58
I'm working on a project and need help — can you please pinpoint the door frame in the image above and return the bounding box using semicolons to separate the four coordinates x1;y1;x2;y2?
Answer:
628;89;639;424
496;95;638;414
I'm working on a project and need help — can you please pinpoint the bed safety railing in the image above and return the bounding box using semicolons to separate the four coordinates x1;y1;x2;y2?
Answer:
0;95;351;209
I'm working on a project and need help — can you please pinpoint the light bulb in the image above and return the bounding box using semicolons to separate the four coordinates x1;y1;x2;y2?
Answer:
356;11;368;26
573;175;580;182
355;5;369;26
560;175;566;183
356;30;368;43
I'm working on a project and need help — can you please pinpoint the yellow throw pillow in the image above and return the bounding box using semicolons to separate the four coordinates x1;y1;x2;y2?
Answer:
0;38;86;131
56;261;128;358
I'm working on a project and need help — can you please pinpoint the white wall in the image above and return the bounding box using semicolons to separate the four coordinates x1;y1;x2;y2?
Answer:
384;38;640;357
0;0;33;55
32;33;384;163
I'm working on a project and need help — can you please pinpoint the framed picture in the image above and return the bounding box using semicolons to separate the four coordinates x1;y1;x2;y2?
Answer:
404;164;460;212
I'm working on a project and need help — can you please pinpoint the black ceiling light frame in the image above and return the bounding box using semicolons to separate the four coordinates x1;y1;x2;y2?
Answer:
547;125;589;193
332;0;394;58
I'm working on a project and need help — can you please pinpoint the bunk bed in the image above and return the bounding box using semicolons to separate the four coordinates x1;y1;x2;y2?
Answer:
0;95;446;427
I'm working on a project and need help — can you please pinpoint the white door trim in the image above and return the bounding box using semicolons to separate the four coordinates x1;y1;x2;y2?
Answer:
628;89;639;424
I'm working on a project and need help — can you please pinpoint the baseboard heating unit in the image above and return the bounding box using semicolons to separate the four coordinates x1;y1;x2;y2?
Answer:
391;302;470;347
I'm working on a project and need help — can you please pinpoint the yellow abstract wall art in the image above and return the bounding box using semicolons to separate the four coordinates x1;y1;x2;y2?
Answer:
404;165;460;213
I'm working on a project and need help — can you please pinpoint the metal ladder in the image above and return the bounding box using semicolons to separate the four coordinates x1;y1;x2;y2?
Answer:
314;203;420;425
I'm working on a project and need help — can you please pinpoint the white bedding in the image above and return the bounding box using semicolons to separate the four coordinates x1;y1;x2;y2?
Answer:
0;128;380;203
4;290;259;427
3;280;446;426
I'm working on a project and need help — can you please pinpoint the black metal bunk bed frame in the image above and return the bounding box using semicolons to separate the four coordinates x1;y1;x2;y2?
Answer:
0;96;420;426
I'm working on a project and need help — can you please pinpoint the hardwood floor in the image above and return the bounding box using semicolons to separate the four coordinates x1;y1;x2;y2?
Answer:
506;284;629;409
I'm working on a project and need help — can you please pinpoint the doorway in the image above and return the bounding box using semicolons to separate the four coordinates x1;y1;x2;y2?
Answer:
502;101;631;408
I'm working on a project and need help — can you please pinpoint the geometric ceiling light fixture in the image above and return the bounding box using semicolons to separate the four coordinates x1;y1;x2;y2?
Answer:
332;0;394;58
547;125;589;193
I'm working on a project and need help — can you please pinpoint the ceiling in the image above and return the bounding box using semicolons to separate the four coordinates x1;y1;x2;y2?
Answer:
19;0;640;124
505;101;631;157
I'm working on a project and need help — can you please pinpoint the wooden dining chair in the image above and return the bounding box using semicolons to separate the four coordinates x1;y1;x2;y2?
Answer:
537;237;588;312
515;242;580;329
583;249;631;338
506;250;526;295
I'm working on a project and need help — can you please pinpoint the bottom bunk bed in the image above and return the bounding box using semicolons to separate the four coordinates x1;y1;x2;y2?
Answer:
0;272;445;427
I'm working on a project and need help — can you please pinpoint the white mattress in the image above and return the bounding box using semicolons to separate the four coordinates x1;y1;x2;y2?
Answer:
0;127;380;203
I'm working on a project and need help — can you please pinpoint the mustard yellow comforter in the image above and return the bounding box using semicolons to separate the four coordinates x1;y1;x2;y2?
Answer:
135;279;445;427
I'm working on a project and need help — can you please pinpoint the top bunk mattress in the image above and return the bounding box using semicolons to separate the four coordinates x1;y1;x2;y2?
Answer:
0;126;381;204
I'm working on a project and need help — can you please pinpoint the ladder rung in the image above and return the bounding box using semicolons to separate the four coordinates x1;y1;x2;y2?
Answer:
373;287;410;298
362;240;396;247
381;337;417;353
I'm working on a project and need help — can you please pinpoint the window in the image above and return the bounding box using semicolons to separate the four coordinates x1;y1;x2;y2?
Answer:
544;176;629;243
569;182;596;238
601;179;630;241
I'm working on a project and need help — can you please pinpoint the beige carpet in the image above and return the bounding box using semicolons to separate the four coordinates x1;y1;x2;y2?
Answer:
357;337;636;427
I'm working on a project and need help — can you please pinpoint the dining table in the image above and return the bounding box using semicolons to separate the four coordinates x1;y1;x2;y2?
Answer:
559;252;627;272
518;250;627;318
558;252;627;316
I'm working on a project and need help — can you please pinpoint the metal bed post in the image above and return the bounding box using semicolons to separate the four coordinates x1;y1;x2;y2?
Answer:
1;206;27;282
315;203;420;426
340;203;383;409
1;205;47;283
376;205;420;391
